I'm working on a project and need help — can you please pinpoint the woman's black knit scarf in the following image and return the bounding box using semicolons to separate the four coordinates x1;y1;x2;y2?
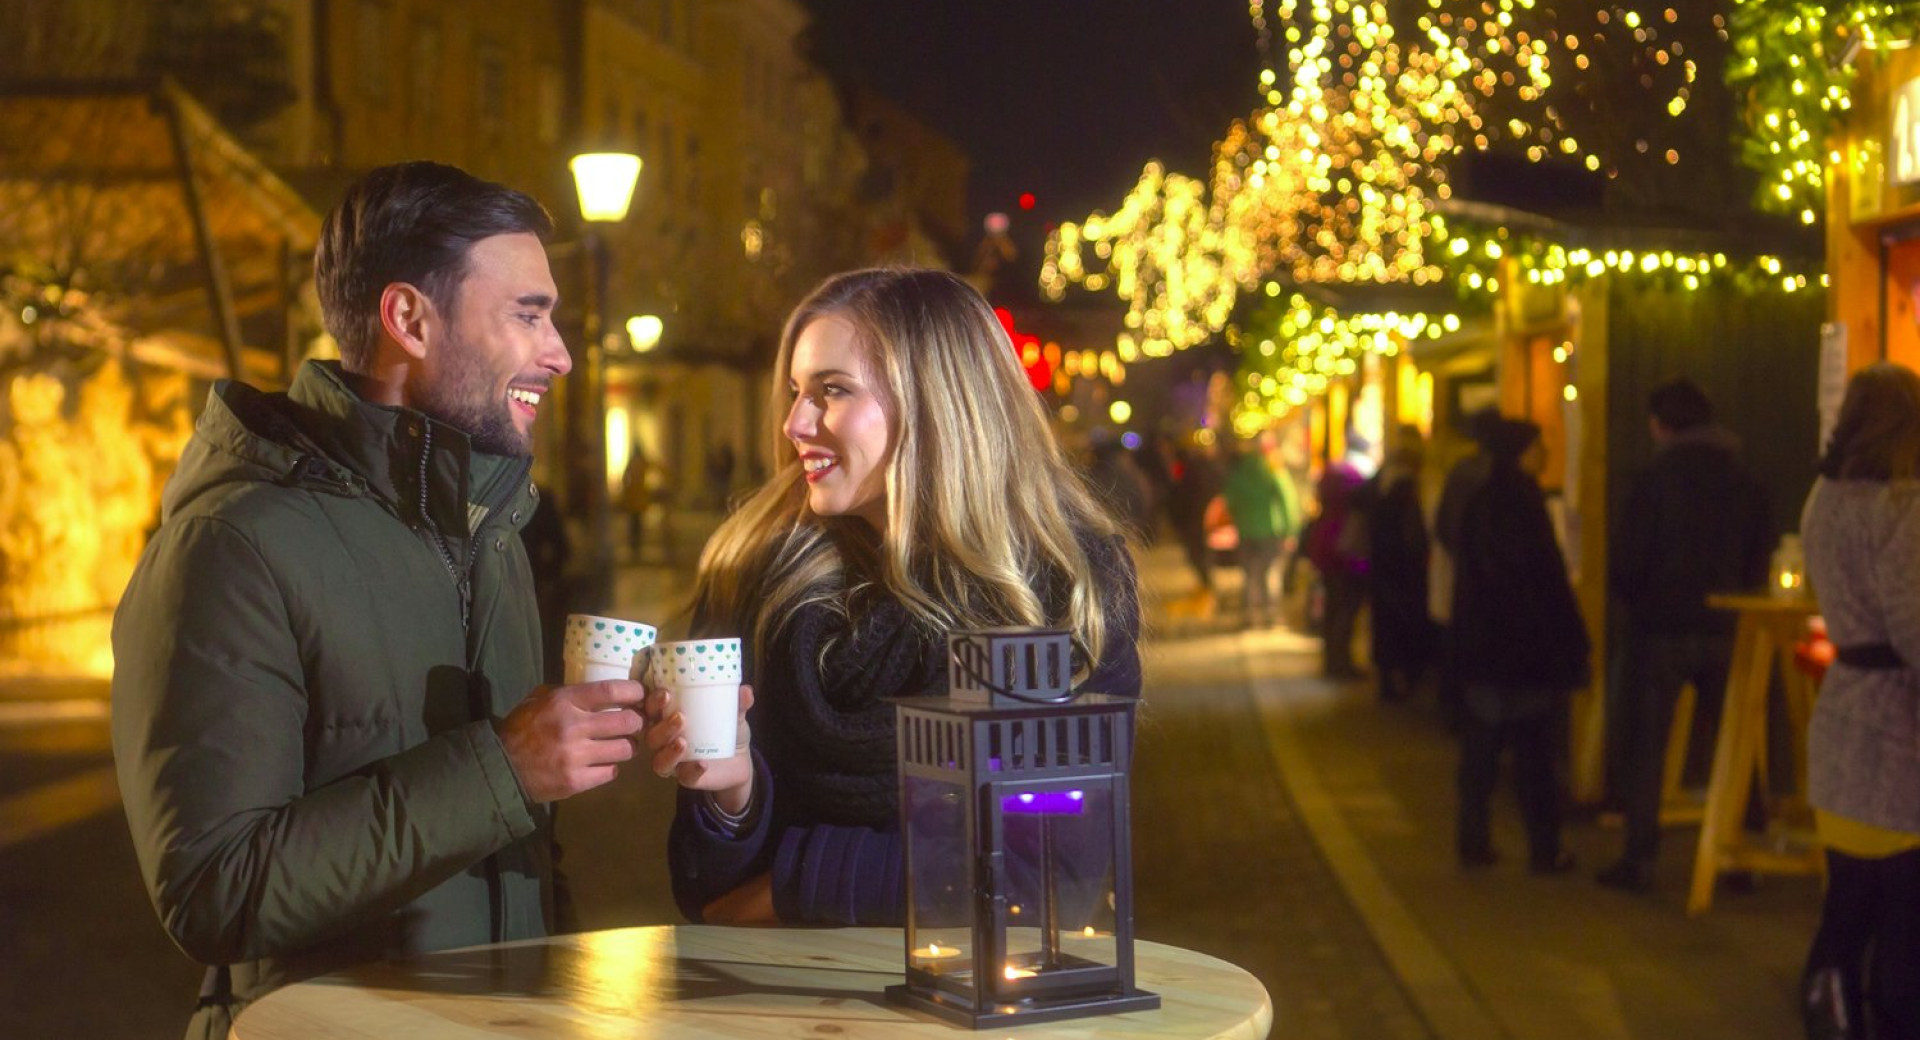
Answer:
750;595;948;830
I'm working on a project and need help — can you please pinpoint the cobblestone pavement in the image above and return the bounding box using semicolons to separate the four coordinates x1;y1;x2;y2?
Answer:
1131;626;1433;1039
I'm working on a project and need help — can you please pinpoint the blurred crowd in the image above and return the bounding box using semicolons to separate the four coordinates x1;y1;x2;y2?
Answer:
1068;366;1920;1038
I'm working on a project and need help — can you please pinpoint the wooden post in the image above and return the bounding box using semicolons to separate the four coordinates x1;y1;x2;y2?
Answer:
158;80;245;381
1569;275;1611;805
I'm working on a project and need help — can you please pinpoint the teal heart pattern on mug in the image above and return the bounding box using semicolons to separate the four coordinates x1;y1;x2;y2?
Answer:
564;614;657;664
645;637;742;686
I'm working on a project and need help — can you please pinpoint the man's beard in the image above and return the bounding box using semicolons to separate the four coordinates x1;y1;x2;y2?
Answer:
415;336;534;457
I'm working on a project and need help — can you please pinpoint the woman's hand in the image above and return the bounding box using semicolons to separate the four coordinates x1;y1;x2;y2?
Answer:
642;680;755;812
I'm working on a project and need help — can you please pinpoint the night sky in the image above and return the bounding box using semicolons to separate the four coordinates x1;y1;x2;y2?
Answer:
799;0;1266;235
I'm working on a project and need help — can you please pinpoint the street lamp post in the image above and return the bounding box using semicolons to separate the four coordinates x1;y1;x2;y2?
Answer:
569;152;642;584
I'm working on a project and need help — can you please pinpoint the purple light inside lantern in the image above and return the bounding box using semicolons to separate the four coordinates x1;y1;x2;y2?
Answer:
1001;789;1086;815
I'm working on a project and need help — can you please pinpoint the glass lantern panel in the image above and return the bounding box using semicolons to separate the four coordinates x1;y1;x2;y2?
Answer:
996;780;1117;980
904;772;975;983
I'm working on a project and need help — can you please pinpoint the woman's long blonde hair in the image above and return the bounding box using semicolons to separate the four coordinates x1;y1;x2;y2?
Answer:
689;268;1131;675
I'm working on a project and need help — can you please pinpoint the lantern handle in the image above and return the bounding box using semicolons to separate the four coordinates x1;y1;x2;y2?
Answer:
949;647;1083;705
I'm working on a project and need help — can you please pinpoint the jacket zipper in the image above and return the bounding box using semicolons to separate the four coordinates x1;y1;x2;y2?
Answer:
416;424;472;632
417;424;532;944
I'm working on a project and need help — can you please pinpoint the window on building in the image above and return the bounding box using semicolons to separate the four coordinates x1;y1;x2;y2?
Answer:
603;97;623;143
409;19;442;138
537;64;563;146
655;123;673;200
357;0;390;100
631;108;651;198
476;41;508;140
686;134;701;204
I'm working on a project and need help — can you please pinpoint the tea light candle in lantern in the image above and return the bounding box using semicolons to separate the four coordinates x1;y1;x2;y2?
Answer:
1771;534;1806;600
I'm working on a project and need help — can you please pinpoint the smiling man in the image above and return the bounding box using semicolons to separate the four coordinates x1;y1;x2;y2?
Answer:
111;161;646;1039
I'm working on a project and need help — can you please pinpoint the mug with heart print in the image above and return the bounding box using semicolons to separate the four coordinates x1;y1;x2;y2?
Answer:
641;638;744;760
562;614;658;684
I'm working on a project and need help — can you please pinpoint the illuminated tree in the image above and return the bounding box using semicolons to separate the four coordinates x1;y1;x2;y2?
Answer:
1044;0;1821;421
1725;0;1917;221
1042;1;1475;362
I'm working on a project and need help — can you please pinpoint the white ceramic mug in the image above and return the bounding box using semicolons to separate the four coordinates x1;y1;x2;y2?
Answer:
643;638;744;759
562;614;658;684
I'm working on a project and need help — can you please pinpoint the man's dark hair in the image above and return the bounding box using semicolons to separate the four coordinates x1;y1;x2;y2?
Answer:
314;161;554;370
1648;378;1714;432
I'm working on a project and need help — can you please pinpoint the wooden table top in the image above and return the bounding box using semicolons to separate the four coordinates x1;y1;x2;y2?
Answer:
230;925;1273;1039
1706;592;1818;614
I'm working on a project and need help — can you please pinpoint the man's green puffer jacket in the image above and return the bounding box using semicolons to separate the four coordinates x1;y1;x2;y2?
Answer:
112;361;552;1037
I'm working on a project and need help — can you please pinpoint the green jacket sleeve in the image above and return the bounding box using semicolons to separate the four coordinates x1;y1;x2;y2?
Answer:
111;515;538;966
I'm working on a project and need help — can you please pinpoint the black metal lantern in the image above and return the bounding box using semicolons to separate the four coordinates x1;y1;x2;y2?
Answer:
886;627;1158;1028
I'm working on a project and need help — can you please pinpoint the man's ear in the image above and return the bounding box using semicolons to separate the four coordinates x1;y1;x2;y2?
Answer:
379;283;436;362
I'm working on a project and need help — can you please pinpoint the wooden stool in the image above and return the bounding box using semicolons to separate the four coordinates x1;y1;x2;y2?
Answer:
1686;593;1823;915
1658;683;1705;826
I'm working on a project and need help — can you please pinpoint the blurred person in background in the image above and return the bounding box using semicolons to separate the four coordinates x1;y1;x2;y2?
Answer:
1085;427;1157;544
1431;407;1501;730
1307;459;1370;679
1365;423;1438;702
1222;429;1299;628
1797;362;1920;1040
1598;377;1773;894
1451;418;1586;875
1167;438;1225;616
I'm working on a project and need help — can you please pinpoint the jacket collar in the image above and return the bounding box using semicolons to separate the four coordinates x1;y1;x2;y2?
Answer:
283;361;529;534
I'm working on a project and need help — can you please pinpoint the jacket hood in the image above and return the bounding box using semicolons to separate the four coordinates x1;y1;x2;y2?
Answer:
161;373;340;520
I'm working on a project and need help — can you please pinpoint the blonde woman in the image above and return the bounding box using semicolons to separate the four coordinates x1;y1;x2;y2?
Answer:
642;268;1142;926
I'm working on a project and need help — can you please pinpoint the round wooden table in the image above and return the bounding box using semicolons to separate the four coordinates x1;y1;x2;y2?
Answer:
229;925;1272;1039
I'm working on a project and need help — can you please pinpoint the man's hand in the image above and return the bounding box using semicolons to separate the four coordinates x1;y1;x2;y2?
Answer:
643;683;754;812
497;681;646;803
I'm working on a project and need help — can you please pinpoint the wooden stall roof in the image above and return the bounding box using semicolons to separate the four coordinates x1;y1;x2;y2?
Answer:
0;78;321;381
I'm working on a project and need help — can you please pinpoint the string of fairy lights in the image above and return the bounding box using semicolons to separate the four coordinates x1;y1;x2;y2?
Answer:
1040;0;1852;422
1729;1;1917;222
1231;292;1459;409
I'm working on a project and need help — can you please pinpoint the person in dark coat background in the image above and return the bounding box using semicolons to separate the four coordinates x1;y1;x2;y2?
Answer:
1596;378;1774;894
1086;428;1157;544
1307;460;1370;679
1365;424;1437;701
1452;418;1588;874
1167;440;1225;614
1430;407;1501;728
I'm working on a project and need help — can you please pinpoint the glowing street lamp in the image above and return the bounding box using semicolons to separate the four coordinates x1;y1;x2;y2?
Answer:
569;151;641;578
569;153;643;222
626;314;663;354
